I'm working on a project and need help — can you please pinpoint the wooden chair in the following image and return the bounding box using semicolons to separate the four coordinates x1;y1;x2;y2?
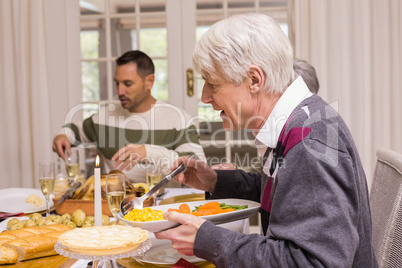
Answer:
370;148;402;267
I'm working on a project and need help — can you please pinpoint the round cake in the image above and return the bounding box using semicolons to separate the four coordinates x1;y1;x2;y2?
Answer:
57;225;149;256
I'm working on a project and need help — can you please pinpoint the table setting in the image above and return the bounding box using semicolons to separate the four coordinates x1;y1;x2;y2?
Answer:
0;156;259;267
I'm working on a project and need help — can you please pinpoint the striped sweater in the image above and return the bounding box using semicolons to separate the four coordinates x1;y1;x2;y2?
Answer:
59;100;205;182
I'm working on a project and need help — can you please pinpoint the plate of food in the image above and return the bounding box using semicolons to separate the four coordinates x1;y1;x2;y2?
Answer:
118;198;260;233
0;188;54;214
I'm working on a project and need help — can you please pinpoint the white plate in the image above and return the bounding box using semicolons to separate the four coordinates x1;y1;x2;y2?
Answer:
0;188;54;214
0;216;28;232
119;198;260;232
134;236;205;266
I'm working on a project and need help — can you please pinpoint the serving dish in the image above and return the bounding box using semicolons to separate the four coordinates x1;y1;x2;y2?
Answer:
53;196;113;217
118;198;260;232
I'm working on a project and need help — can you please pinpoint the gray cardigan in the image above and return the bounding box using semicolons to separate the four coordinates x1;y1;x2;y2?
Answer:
194;95;378;268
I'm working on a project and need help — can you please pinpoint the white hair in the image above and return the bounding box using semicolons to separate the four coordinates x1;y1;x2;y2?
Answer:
192;13;294;94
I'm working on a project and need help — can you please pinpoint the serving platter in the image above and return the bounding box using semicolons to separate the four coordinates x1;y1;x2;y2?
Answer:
118;198;260;232
0;188;54;214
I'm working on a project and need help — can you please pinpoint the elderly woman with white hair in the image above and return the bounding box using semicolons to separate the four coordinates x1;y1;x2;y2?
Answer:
155;13;377;268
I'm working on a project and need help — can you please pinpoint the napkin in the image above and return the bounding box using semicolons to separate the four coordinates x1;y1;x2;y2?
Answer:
172;258;199;268
0;212;25;220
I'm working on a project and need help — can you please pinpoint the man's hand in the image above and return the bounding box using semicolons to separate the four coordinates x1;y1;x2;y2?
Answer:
172;156;217;193
154;212;206;256
112;144;146;171
52;134;71;160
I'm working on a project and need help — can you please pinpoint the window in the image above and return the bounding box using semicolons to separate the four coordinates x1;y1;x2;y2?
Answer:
80;0;168;118
79;0;288;169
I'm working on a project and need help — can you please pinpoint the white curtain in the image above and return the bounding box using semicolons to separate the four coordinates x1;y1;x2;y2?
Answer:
0;0;81;189
289;0;402;188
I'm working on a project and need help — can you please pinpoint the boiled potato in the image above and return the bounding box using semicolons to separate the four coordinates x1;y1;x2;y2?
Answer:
81;221;93;228
21;219;36;227
10;222;25;230
7;218;20;229
46;215;58;220
107;220;124;226
83;216;94;227
29;213;43;222
72;209;86;227
36;217;45;226
102;214;110;226
84;215;94;222
45;215;62;224
42;219;57;226
65;221;77;228
62;219;71;225
61;213;72;222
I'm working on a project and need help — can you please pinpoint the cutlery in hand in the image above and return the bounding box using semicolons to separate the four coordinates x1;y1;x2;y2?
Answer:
120;155;197;215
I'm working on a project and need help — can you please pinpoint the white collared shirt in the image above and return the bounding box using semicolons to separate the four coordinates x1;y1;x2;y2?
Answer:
255;76;313;158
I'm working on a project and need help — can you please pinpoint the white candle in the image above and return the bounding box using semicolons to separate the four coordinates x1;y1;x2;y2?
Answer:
94;155;102;226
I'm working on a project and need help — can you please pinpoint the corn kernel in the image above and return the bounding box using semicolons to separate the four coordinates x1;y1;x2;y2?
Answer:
123;207;165;222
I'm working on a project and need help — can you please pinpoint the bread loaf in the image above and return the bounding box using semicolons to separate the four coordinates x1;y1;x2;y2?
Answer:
0;225;74;262
0;245;18;264
2;231;64;261
0;224;73;245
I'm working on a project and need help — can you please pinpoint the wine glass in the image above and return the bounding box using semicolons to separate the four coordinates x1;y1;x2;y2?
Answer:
65;148;80;184
106;174;126;224
145;163;163;206
38;162;55;216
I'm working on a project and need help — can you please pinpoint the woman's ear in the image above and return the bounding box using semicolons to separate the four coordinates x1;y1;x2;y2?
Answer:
247;65;264;93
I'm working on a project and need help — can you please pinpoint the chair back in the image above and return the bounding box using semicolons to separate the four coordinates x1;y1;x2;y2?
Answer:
370;148;402;267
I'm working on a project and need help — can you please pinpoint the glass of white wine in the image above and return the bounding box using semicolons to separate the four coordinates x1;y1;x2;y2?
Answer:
38;162;55;216
145;163;163;206
106;174;126;224
65;148;80;185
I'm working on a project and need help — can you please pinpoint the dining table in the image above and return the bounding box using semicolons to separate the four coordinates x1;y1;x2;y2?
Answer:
0;187;251;268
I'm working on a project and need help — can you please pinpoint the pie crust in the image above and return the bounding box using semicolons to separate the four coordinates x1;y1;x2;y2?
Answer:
57;225;149;256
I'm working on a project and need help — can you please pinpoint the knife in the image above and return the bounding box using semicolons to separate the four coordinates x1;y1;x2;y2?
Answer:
58;181;82;204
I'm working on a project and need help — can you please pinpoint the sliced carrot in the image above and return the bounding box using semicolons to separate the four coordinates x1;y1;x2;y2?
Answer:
168;208;181;213
197;201;220;211
169;202;238;216
197;208;222;216
219;208;235;213
179;203;191;214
